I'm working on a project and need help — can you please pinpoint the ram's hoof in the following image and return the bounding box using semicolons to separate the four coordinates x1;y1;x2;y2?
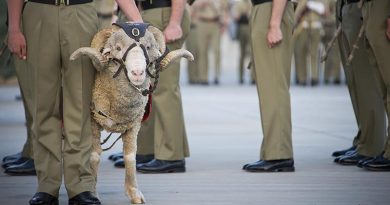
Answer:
128;188;145;204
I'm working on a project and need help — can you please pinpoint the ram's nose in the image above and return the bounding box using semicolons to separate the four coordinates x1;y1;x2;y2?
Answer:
131;70;145;77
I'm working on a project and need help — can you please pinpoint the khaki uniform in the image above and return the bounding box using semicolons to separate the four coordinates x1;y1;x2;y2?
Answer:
294;0;323;85
23;2;98;197
322;0;341;84
136;6;191;160
95;0;116;29
186;5;200;84
362;0;390;158
192;0;227;84
336;0;385;156
250;1;294;160
233;0;254;84
1;0;33;158
14;53;34;159
0;0;16;83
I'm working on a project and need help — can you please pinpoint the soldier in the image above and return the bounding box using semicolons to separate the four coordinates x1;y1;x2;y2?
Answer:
294;0;323;86
322;0;341;85
331;0;385;167
1;0;35;176
186;3;200;84
114;0;191;173
233;0;254;85
0;0;16;84
191;0;228;85
358;0;390;171
7;0;142;204
242;0;295;172
95;0;116;29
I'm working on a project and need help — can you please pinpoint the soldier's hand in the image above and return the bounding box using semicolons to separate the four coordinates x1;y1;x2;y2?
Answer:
267;26;283;48
386;18;390;41
7;30;27;60
164;23;183;43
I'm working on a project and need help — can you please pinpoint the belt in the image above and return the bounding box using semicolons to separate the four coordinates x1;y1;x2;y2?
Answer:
140;0;172;10
345;0;360;4
251;0;290;5
198;16;220;23
28;0;92;6
97;12;113;19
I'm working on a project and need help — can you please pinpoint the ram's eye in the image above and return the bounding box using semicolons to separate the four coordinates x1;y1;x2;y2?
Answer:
116;46;121;51
146;45;151;50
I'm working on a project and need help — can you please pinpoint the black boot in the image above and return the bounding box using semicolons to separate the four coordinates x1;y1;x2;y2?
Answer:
137;159;185;173
68;191;101;205
5;159;36;175
29;192;58;205
243;159;295;172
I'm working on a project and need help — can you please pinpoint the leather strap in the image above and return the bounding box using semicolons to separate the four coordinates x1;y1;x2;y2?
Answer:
251;0;291;5
28;0;92;6
140;0;172;10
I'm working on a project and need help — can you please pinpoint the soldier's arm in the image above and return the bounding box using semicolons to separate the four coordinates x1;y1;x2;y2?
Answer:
267;0;288;48
7;0;26;60
164;0;186;43
115;0;143;22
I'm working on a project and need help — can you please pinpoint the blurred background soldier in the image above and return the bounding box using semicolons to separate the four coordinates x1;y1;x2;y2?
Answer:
186;3;200;84
191;0;228;85
294;0;324;86
321;0;341;85
232;0;254;85
95;0;116;29
332;0;385;167
1;0;35;176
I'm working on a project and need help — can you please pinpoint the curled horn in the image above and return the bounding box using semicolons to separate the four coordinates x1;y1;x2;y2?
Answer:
70;47;108;71
148;26;166;54
70;26;119;70
160;49;194;71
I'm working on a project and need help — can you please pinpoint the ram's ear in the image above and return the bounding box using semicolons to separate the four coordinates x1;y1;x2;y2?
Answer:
147;26;166;54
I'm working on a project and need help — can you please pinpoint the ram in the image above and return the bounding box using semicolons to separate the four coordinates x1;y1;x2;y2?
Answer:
70;22;193;204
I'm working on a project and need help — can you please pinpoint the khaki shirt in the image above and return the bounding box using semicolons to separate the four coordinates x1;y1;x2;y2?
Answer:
192;0;228;20
295;0;324;29
233;0;252;21
95;0;116;15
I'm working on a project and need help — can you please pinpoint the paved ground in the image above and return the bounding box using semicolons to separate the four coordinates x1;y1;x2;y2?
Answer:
1;35;389;205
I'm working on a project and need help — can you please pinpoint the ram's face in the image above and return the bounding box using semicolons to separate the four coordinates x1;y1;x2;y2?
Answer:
104;30;160;86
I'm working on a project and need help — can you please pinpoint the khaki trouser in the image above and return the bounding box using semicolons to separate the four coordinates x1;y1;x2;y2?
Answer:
322;24;341;83
14;56;34;158
196;20;221;83
23;2;98;197
294;28;321;84
186;24;200;83
237;23;254;83
362;0;390;158
337;2;385;156
250;2;294;160
137;7;190;160
0;0;16;80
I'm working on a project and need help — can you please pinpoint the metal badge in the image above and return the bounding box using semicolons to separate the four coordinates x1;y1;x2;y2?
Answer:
132;28;140;37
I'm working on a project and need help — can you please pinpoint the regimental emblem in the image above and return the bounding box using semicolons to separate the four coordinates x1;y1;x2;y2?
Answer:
132;28;140;37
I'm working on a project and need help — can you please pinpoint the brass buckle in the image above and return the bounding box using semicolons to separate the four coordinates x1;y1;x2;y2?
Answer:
55;0;66;5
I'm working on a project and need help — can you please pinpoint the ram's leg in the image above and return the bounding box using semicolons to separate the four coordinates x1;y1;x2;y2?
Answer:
90;120;103;194
123;124;145;204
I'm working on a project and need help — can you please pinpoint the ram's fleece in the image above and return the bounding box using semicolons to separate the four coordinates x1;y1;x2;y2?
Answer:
70;22;193;204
